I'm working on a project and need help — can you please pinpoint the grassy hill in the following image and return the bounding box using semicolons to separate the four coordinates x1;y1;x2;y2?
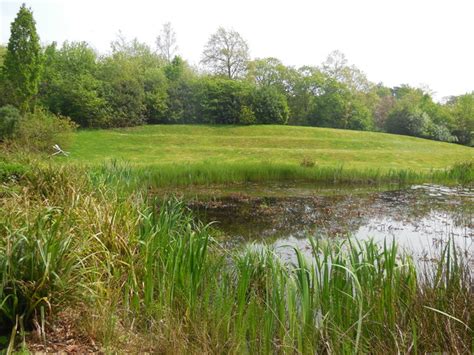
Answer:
66;125;473;186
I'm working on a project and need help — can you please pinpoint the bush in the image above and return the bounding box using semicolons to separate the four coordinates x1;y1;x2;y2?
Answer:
386;106;456;142
0;105;21;141
239;105;256;125
424;120;457;142
386;107;430;137
13;109;77;152
252;87;289;124
199;77;252;124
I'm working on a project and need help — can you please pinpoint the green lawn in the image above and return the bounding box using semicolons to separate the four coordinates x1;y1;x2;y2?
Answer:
69;125;473;170
61;125;473;186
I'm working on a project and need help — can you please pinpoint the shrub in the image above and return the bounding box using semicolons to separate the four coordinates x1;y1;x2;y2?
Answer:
13;109;77;152
386;106;456;142
424;120;457;142
0;105;21;141
252;87;289;124
239;105;256;125
199;77;252;124
385;107;430;137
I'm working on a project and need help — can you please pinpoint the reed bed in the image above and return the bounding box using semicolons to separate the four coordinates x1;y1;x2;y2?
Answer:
87;159;474;190
0;164;472;353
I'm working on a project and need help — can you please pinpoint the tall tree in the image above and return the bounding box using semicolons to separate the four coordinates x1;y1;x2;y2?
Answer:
201;27;249;79
3;4;42;112
247;57;291;91
40;41;110;127
156;22;178;62
321;50;371;93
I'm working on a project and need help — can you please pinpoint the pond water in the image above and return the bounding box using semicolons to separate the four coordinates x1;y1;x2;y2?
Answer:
183;183;473;265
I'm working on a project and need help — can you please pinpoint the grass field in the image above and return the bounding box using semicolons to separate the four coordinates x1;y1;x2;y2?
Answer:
64;125;473;186
70;125;473;169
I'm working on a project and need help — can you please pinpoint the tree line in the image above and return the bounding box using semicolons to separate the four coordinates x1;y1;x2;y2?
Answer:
0;4;473;146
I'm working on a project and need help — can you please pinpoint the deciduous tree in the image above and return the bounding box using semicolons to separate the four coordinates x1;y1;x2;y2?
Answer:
321;50;371;93
156;22;178;62
201;27;249;79
40;41;109;127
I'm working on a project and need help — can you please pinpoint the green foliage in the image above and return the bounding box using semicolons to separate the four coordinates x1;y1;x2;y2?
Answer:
252;87;289;124
97;37;167;127
424;119;457;142
0;105;21;140
386;106;430;137
247;57;292;94
201;27;249;79
143;67;168;123
448;93;474;145
309;78;372;130
13;109;77;152
239;105;256;125
0;45;6;68
164;78;197;123
99;57;146;127
386;105;455;142
40;42;109;127
373;92;396;131
2;4;42;112
321;50;371;93
163;55;187;81
200;77;253;124
286;66;324;125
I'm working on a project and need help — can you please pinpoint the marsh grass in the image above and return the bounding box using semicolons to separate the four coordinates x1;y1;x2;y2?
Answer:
0;164;472;353
89;158;473;190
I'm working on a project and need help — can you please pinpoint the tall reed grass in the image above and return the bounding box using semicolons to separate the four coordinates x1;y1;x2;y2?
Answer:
0;164;472;353
88;158;474;190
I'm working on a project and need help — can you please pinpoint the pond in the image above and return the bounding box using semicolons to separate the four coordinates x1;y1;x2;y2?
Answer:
178;183;473;266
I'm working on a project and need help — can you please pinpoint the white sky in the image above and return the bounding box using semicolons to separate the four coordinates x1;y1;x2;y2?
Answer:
1;0;473;99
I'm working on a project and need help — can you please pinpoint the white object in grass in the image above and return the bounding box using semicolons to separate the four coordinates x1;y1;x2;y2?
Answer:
52;144;69;156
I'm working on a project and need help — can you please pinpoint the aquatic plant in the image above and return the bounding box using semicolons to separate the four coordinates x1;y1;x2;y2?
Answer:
0;164;471;352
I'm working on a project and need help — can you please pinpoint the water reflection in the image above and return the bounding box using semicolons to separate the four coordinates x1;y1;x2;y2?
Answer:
189;184;473;263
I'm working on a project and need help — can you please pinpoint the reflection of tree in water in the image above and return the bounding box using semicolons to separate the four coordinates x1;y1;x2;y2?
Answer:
375;188;473;230
188;186;473;243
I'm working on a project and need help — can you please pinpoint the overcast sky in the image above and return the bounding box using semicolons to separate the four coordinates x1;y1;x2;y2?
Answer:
1;0;473;99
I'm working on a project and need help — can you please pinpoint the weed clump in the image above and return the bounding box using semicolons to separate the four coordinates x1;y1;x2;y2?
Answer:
300;156;316;168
